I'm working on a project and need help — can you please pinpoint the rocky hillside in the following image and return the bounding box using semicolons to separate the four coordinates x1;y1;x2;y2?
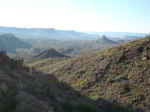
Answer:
0;51;104;112
33;35;150;112
0;33;32;53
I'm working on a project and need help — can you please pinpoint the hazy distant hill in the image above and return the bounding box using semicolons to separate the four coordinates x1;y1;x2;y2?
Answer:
0;26;98;40
0;26;147;41
0;33;32;53
89;32;147;38
25;35;119;55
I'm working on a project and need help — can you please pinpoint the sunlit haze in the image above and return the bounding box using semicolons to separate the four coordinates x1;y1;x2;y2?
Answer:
0;0;150;33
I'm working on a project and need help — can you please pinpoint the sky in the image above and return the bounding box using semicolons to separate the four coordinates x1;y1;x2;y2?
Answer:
0;0;149;33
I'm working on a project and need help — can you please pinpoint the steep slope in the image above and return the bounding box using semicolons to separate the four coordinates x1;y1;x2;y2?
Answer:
0;51;103;112
0;33;32;53
34;35;150;112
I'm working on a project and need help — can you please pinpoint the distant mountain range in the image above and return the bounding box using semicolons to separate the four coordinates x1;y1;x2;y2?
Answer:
0;33;32;53
0;26;148;40
89;32;147;39
0;26;98;40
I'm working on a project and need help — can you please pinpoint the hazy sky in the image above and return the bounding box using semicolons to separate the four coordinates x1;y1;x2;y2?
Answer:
0;0;149;33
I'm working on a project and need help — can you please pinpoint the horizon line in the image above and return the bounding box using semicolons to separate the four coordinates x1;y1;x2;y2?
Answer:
0;26;148;34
